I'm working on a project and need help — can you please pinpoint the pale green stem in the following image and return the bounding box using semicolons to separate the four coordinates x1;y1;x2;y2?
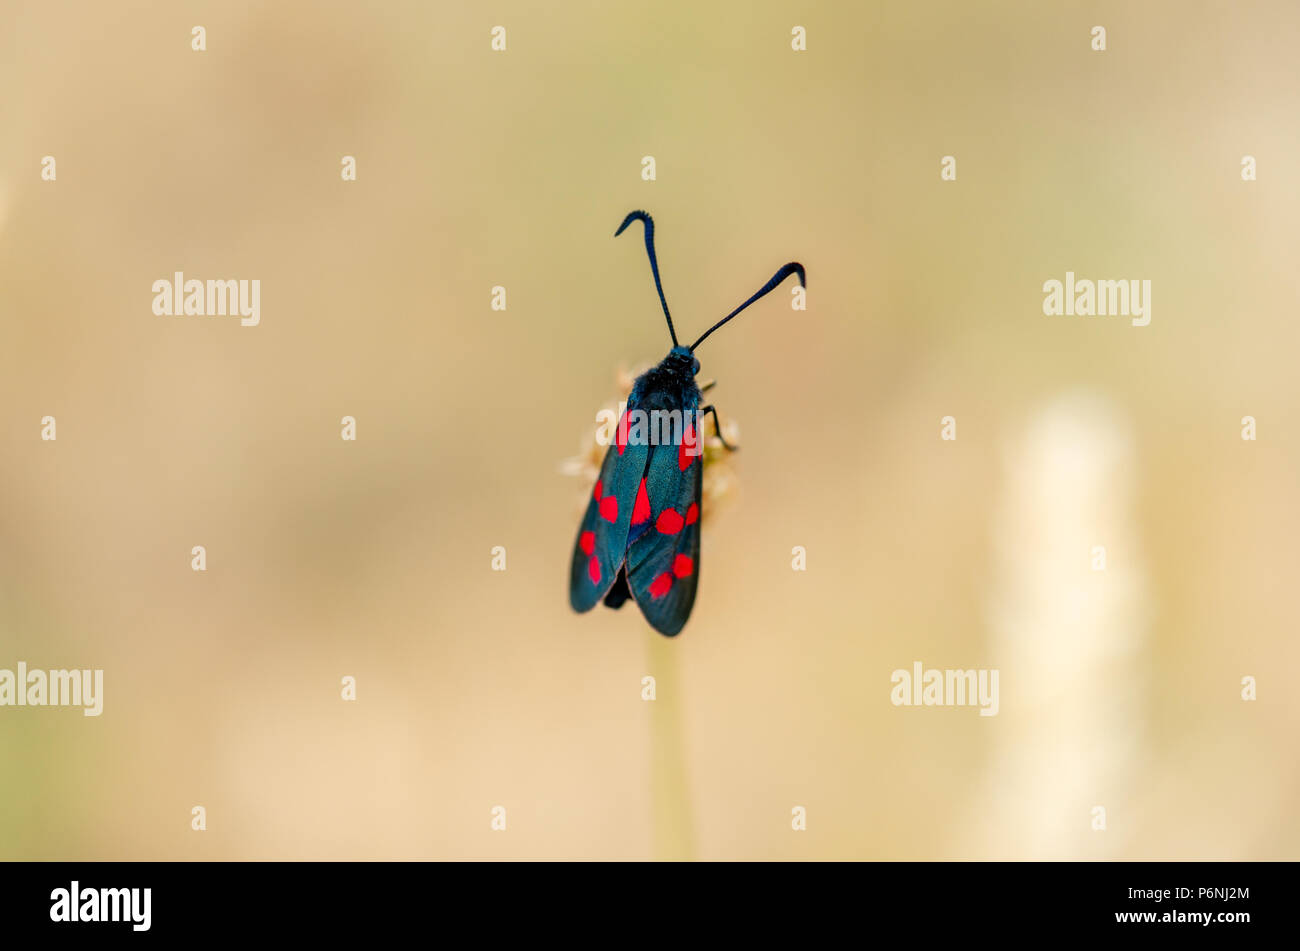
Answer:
647;632;693;860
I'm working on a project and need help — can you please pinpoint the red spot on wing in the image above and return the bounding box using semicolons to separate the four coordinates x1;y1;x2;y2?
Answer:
678;423;698;471
649;572;673;599
579;530;595;556
632;479;651;525
685;502;699;525
656;508;684;535
587;555;602;585
599;495;618;522
593;479;602;502
672;554;694;578
616;411;629;455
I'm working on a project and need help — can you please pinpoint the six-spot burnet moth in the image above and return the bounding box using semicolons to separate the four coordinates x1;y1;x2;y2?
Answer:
569;210;806;636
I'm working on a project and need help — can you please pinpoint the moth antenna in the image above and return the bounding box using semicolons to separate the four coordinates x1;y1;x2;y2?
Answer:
689;262;805;352
615;210;679;347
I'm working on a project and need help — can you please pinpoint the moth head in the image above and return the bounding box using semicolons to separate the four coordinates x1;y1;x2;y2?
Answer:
667;345;699;376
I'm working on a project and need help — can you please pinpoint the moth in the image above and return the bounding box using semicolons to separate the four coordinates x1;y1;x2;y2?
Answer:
569;210;805;636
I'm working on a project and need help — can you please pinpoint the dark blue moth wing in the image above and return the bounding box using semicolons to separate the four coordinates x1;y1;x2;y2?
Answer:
569;410;650;612
624;422;703;636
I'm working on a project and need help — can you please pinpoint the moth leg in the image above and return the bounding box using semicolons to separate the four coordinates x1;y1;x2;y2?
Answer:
700;404;737;451
699;379;718;394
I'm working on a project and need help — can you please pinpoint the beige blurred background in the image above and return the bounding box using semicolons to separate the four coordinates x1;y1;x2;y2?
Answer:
1;0;1297;860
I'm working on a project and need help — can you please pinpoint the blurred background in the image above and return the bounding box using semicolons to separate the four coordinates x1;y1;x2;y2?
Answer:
1;0;1297;860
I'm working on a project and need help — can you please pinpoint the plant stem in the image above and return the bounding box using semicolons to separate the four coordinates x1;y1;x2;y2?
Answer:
647;632;694;860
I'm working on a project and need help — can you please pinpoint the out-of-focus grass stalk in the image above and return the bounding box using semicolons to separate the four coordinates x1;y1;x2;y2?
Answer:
647;632;694;860
972;391;1147;858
